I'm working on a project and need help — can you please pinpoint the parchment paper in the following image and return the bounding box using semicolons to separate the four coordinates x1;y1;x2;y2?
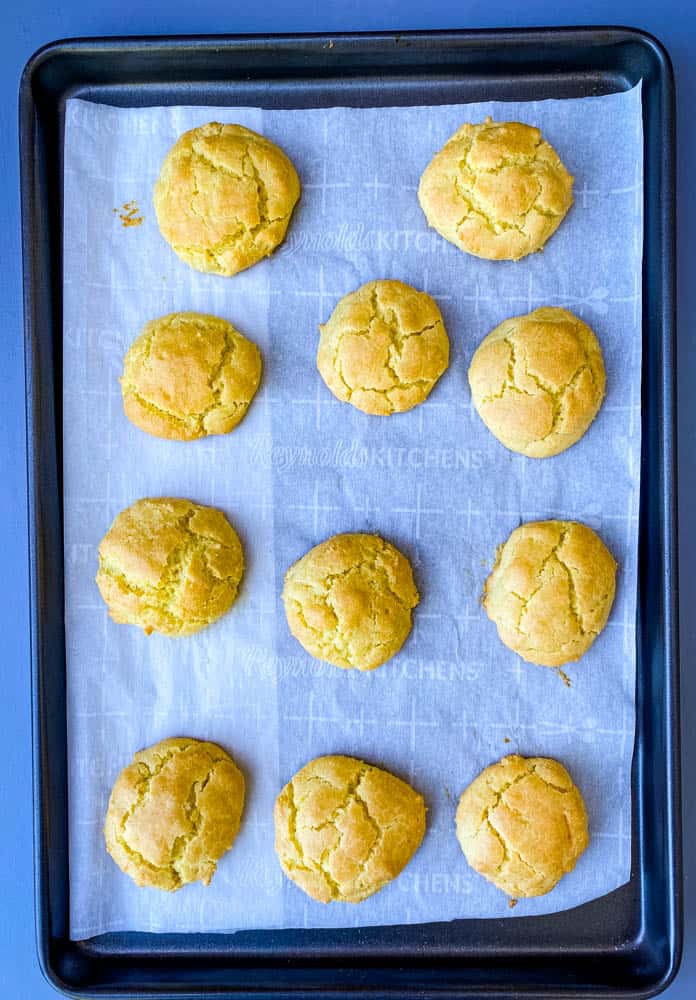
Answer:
63;85;643;938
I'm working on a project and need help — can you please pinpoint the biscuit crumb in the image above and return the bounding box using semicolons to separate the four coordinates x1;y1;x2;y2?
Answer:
557;668;572;687
503;737;511;744
114;200;144;227
508;897;518;909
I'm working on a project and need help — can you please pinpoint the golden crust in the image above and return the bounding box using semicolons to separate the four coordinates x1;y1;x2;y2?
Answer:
274;755;426;903
317;280;450;415
104;737;245;891
282;532;419;671
96;497;244;636
468;307;606;458
121;312;262;441
483;520;617;667
153;122;300;276
455;754;588;898
418;118;574;261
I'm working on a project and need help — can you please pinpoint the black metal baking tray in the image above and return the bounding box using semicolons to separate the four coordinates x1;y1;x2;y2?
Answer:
20;27;679;999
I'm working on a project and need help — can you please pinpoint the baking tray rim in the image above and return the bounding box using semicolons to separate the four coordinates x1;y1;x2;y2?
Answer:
19;24;681;1000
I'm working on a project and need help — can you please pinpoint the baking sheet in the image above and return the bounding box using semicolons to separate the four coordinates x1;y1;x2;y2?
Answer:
63;85;642;938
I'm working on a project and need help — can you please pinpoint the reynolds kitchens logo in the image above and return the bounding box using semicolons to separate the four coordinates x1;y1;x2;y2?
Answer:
245;436;486;472
281;222;450;256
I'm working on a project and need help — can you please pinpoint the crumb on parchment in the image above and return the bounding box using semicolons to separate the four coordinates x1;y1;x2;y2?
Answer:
113;200;144;227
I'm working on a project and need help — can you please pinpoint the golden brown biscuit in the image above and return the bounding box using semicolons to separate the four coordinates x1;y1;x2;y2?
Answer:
456;754;588;898
468;307;606;458
282;532;419;671
317;280;450;415
96;497;244;636
104;737;245;891
418;118;574;261
153;122;300;276
274;755;426;903
483;520;616;667
120;312;262;441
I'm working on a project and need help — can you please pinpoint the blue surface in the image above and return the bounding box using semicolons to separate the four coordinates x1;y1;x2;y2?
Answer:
0;2;692;998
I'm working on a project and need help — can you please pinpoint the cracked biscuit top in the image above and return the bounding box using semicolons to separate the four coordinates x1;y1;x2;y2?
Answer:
456;754;588;898
104;737;245;891
418;118;574;261
468;307;606;458
282;532;419;671
483;520;616;667
317;280;450;415
274;754;426;903
153;122;300;276
96;497;244;636
121;312;262;440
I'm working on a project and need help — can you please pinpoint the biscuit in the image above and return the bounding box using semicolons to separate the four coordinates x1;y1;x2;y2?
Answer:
153;122;300;276
418;118;574;261
121;312;262;440
317;280;450;415
456;754;588;898
483;520;616;667
274;755;426;903
104;737;245;891
96;497;244;636
282;532;419;671
468;307;606;458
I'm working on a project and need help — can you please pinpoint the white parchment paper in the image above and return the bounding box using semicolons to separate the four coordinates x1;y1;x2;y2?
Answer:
63;86;643;939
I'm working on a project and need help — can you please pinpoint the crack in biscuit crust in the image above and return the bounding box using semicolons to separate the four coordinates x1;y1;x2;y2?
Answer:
274;755;426;903
96;497;244;636
154;122;300;276
418;118;573;261
104;737;245;891
282;532;419;671
456;754;588;898
482;519;617;667
121;312;262;440
317;279;450;415
468;307;606;458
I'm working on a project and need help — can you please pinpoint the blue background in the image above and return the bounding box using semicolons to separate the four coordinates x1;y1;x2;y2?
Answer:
1;1;692;997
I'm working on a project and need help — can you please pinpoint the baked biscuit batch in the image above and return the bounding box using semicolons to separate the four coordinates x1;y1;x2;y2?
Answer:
97;117;616;904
